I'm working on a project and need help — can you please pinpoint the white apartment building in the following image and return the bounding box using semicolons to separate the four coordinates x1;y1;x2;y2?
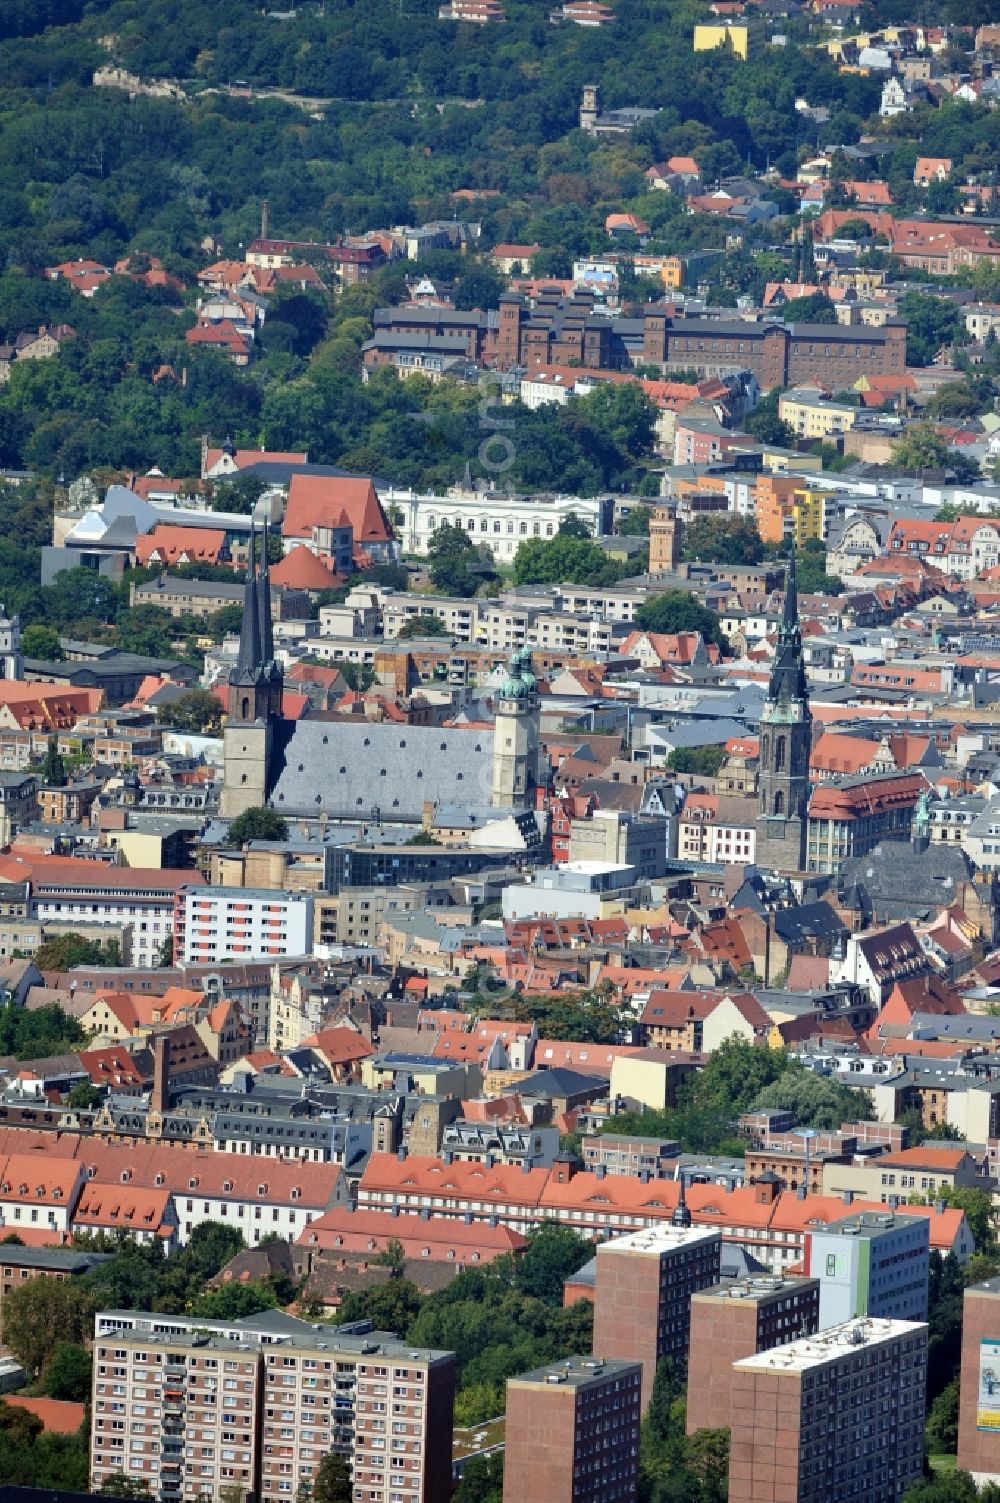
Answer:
27;865;193;969
378;592;620;653
180;887;314;964
383;487;613;560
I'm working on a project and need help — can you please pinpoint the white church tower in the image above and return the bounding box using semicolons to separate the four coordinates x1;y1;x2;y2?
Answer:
491;645;541;810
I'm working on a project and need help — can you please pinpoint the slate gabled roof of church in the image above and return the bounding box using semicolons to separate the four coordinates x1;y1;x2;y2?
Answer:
267;720;494;820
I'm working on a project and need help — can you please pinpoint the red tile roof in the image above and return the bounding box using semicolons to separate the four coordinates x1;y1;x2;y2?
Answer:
301;1027;376;1067
135;526;227;567
269;546;342;590
3;1398;86;1434
283;475;392;547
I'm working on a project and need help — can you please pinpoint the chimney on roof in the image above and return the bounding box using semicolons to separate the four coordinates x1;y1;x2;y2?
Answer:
151;1035;170;1115
842;1190;853;1206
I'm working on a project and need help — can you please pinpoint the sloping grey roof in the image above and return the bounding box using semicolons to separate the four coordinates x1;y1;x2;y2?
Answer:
268;721;494;821
516;1067;608;1099
839;840;977;916
774;902;848;945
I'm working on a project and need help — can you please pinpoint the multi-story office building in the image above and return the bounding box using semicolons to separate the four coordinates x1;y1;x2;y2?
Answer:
958;1278;1000;1483
591;1223;722;1407
90;1313;456;1503
729;1318;927;1503
502;1355;642;1503
686;1275;820;1434
806;1210;930;1329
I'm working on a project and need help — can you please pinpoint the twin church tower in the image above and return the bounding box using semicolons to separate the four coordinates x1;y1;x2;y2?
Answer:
219;526;807;868
220;526;284;819
755;551;812;872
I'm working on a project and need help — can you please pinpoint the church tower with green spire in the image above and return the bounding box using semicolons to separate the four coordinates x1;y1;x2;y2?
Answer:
755;552;812;871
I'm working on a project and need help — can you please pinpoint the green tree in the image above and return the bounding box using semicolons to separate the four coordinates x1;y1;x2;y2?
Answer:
335;1278;424;1334
574;383;656;460
926;1377;960;1457
453;266;507;311
398;614;450;639
682;514;763;565
67;1078;102;1109
97;1478;154;1499
910;1186;996;1251
618;506;652;536
891;423;954;472
211;474;268;516
902;1473;990;1503
898;291;965;367
339;661;376;692
635;590;725;648
374;1237;407;1275
226;806;289;846
778;291;838;324
21;624;63;660
312;1453;353;1503
4;1277;91;1376
516;1223;594;1304
190;1279;279;1320
0;1001;84;1058
43;1341;93;1401
744;393;796;448
40;733;66;787
512;533;622;587
426;521;490;597
924;380;989;421
157;687;223;734
751;1066;875;1131
453;1453;503;1503
667;745;727;778
33;932;111;970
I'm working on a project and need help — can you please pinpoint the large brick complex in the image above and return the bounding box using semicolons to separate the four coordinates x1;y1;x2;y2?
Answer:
643;309;907;391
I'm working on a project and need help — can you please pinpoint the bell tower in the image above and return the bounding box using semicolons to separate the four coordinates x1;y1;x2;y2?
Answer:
492;646;542;810
755;552;812;872
221;522;284;820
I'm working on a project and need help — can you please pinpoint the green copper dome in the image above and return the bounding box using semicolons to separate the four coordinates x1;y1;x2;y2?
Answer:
499;645;537;699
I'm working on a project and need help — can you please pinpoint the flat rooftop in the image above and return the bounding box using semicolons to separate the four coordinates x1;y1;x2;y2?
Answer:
96;1314;452;1363
734;1318;927;1374
818;1210;929;1240
694;1274;819;1305
598;1225;721;1257
509;1354;641;1391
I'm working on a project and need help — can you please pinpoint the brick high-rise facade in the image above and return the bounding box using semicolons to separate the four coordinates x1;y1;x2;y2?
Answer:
591;1224;721;1407
957;1278;1000;1484
729;1318;927;1503
686;1275;820;1434
90;1315;455;1503
503;1355;641;1503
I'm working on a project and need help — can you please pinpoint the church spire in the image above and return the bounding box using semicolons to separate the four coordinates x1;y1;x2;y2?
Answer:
234;521;262;677
257;518;274;666
783;548;798;632
766;549;809;709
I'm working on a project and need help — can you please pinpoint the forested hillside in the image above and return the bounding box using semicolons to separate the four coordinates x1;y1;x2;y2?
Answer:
0;0;997;487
